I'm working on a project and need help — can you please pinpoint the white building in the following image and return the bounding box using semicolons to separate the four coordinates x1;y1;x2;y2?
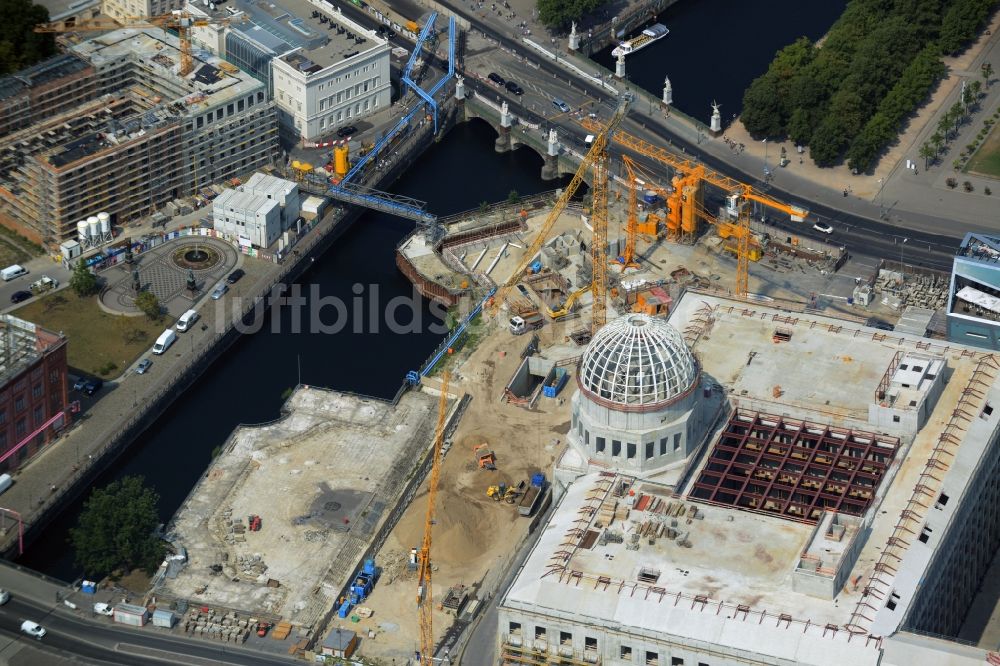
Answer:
103;0;182;20
187;0;391;141
213;189;280;248
243;172;300;230
500;290;1000;666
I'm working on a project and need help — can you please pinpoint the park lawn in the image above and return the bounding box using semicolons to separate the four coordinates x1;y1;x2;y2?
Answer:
12;291;171;377
967;121;1000;179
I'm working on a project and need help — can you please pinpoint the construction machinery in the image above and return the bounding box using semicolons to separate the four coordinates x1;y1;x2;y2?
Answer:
487;482;523;504
545;286;590;319
473;443;497;470
579;119;809;298
417;372;449;665
490;94;631;332
34;12;240;77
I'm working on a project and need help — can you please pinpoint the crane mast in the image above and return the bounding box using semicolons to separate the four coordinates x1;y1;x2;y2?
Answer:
417;371;450;665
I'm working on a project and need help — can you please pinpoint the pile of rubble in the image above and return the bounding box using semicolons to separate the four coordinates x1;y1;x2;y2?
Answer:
236;553;269;579
870;269;949;311
218;508;248;545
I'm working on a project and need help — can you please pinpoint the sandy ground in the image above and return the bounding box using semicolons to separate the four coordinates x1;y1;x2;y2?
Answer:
724;10;1000;198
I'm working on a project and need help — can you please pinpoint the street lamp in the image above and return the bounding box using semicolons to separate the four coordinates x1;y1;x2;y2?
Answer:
762;139;769;180
877;177;886;219
900;237;908;274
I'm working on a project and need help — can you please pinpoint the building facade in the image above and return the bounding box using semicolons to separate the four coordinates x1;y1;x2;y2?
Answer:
0;28;279;246
0;316;68;473
188;0;391;141
947;233;1000;350
0;54;96;140
102;0;183;20
212;189;280;248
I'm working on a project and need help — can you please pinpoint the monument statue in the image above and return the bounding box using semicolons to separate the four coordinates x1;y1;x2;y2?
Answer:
186;269;197;293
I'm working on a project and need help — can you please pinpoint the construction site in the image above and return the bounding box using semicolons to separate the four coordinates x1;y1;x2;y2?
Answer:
0;25;279;245
153;386;450;651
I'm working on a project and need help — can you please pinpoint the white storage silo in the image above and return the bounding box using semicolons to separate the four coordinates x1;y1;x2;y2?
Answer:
87;216;100;239
77;220;89;241
98;212;111;235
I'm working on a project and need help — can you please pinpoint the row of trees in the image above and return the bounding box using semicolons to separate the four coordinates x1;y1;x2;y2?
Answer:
741;0;996;172
537;0;604;30
919;77;987;168
0;0;56;75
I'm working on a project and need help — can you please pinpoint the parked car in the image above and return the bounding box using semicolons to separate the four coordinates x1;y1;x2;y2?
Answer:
552;98;570;113
336;125;357;138
93;602;114;616
20;620;45;639
488;72;506;87
0;588;9;605
136;359;152;374
505;80;524;95
73;377;88;392
211;283;228;300
226;268;245;284
83;379;103;396
10;290;32;304
813;221;834;234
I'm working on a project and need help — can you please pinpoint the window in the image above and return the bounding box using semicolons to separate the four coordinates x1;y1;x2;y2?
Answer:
935;492;949;509
919;526;933;543
595;436;605;452
627;443;636;459
508;621;521;635
584;430;590;445
645;442;654;459
673;433;681;451
534;626;546;640
620;645;633;660
612;440;621;456
0;410;6;425
892;415;901;423
14;396;24;413
15;418;26;437
670;658;683;666
32;383;42;398
33;405;43;425
886;592;900;611
585;636;597;650
559;631;572;645
227;103;234;115
660;437;667;455
966;331;988;340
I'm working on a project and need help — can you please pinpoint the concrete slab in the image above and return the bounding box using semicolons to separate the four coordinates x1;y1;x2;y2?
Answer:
156;386;440;631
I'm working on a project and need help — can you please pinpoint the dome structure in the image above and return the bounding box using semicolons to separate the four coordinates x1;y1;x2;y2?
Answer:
578;314;697;410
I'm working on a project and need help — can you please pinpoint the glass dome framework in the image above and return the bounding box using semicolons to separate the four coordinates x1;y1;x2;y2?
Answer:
578;314;698;411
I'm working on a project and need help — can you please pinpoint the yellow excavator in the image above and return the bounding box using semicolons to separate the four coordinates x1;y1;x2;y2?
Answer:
487;482;524;504
545;286;591;320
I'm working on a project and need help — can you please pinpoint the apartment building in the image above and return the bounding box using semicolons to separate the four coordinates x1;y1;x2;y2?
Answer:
0;54;96;139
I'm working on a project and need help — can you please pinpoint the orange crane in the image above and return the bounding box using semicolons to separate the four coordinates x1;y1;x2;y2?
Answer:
417;371;450;665
490;95;631;332
35;12;238;77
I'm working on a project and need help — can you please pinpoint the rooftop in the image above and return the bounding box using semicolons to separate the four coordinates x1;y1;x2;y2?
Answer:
214;188;279;215
195;0;386;69
0;53;91;102
505;291;1000;663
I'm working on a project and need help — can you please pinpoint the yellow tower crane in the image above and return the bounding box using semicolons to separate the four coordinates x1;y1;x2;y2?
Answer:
490;95;631;332
35;12;238;77
416;371;450;665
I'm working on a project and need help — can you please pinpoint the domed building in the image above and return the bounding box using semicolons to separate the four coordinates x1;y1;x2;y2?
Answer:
568;314;713;475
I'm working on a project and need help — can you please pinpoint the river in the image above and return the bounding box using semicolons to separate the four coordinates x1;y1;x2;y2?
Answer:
18;119;571;581
592;0;847;125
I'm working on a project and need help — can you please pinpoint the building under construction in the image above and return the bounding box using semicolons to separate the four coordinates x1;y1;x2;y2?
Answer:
499;290;1000;666
0;27;279;246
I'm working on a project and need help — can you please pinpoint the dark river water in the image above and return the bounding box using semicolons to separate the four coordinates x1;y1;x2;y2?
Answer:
593;0;847;125
19;119;571;580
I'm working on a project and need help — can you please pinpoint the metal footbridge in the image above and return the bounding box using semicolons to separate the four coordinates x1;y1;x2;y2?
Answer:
324;13;457;227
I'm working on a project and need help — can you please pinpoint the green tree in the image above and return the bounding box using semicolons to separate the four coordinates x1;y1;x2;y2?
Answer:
919;141;936;169
931;130;945;151
0;0;56;75
537;0;603;30
69;259;98;297
507;189;520;205
134;291;160;320
69;476;165;577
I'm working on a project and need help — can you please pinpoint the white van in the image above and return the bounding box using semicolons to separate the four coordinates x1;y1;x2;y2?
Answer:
1;265;28;281
176;309;199;332
152;328;177;355
0;473;12;496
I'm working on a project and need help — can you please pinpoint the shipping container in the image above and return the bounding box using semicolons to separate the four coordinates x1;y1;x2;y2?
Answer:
152;609;175;628
113;603;149;627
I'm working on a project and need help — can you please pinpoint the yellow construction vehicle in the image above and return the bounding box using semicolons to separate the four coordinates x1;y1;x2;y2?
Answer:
486;483;522;504
545;286;590;319
35;12;241;77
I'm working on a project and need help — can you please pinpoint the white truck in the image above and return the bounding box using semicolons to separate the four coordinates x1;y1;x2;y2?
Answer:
509;312;544;335
29;275;58;293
